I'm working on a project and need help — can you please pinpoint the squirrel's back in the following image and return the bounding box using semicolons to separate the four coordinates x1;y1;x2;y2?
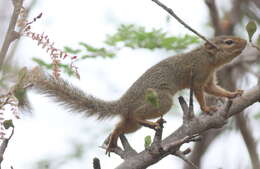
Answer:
119;46;212;107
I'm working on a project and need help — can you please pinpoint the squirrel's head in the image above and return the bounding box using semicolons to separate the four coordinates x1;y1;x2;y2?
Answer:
204;36;247;66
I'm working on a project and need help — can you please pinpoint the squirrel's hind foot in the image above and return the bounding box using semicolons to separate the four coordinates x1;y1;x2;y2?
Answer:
102;134;119;156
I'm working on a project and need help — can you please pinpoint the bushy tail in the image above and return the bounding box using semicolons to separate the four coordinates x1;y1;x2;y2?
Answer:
28;67;120;119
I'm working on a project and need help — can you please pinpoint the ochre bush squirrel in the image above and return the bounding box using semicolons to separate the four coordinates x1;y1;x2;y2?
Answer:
25;36;247;152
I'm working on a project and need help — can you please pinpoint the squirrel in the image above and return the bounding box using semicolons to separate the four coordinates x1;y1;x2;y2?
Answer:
25;36;246;153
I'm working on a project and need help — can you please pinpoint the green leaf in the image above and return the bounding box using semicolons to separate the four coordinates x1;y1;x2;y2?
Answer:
32;58;78;77
32;58;52;69
144;135;152;148
14;88;26;102
145;88;160;108
246;21;257;42
105;24;199;51
63;46;81;54
78;42;115;59
58;63;75;76
3;120;14;129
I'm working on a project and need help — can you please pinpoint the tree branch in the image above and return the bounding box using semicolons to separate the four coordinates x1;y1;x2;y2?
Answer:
115;85;260;169
204;0;222;36
0;0;23;67
0;127;15;169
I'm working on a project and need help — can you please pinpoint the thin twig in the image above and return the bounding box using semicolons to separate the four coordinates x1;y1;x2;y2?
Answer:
151;0;218;49
188;68;195;119
5;0;37;67
163;134;201;152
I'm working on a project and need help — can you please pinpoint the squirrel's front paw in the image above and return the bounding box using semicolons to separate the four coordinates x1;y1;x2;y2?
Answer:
202;106;218;114
227;89;244;99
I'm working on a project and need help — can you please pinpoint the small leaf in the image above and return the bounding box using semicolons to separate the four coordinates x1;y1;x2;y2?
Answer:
3;120;14;129
14;88;26;102
32;58;52;69
144;135;152;148
246;21;257;42
145;88;160;108
63;46;81;54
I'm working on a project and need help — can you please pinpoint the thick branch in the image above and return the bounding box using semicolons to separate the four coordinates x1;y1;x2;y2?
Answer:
115;85;260;169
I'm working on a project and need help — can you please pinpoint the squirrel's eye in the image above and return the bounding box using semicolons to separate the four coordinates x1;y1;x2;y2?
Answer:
224;39;234;45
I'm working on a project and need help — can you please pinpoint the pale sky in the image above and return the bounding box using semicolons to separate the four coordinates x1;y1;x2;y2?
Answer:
1;0;259;169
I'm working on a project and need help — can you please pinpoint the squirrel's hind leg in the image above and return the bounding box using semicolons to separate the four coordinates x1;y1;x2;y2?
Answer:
105;118;140;155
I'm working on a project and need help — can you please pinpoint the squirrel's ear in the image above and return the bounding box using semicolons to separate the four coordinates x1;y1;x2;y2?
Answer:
204;42;217;55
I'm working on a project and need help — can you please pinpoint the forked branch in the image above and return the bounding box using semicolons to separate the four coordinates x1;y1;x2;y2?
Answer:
0;0;24;67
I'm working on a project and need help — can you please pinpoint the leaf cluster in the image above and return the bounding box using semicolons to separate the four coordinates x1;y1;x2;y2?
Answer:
32;24;199;76
105;24;199;51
